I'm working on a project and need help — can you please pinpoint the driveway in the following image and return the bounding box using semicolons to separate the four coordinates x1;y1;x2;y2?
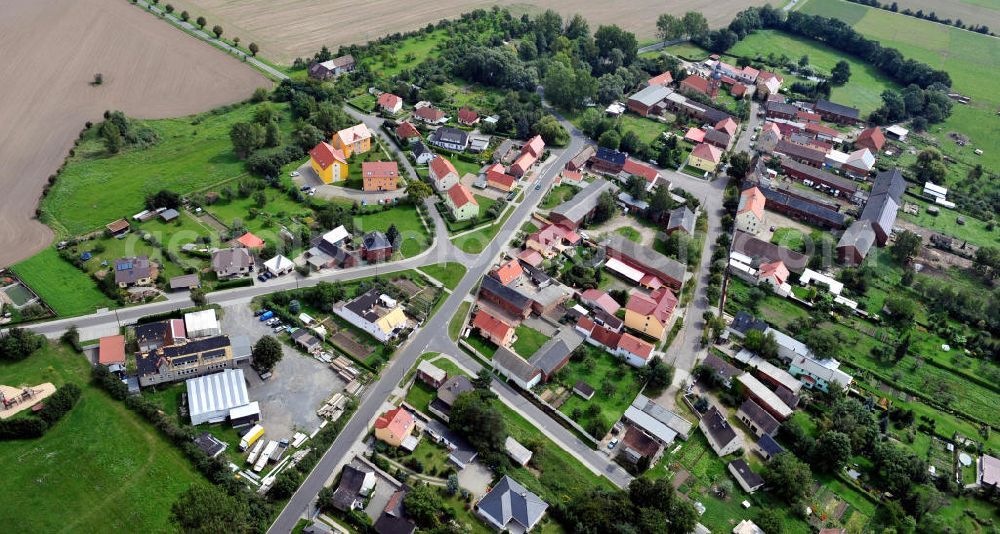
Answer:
292;163;407;204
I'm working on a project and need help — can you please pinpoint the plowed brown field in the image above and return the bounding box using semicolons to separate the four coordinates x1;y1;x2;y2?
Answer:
165;0;771;64
0;0;269;266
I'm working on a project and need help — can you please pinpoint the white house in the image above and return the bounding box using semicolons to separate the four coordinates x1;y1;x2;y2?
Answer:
332;289;408;343
184;309;222;339
736;187;765;235
428;156;460;192
445;184;479;221
263;255;294;276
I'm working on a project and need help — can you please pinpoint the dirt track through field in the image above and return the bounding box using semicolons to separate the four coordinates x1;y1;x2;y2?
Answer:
166;0;772;64
0;0;269;266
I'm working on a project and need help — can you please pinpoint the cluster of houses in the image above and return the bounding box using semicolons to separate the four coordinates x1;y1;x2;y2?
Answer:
304;224;394;271
308;122;402;192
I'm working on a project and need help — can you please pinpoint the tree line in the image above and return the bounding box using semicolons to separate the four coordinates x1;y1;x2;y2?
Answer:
844;0;993;35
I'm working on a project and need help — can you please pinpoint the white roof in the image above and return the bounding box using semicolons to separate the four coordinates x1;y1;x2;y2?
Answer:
765;327;813;360
729;258;756;276
799;268;844;295
187;369;250;424
754;359;803;394
505;436;533;465
826;149;850;164
322;225;350;245
184;309;220;334
229;401;260;420
605;257;644;283
417;360;447;382
730;251;753;265
624;405;678;444
886;124;909;137
923;182;947;197
737;373;793;419
790;355;853;388
935;197;956;208
263;254;293;271
833;295;858;309
299;312;314;324
846;148;876;170
733;519;765;534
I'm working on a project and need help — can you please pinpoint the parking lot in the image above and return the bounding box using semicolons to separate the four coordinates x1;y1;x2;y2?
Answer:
222;303;346;441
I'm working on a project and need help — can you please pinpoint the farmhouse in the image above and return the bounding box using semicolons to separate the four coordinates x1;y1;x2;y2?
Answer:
732;231;808;273
548;177;615;230
361;161;399;192
579;288;620;315
688;143;722;173
680;75;718;99
780;158;858;198
756;71;783;95
856;126;885;153
684;128;706;144
445;184;479;221
700;405;743;456
736;186;766;235
775;139;827;168
758;122;782;152
308;55;355;79
212;248;254;279
757;187;847;229
333;289;408;343
510;135;545;178
471;308;515;346
603;235;686;291
647;71;673;86
332;123;372;158
428;156;460;192
627;84;672;116
309;141;348;184
114;256;154;288
565;145;595;172
428;127;469;152
377;92;403;114
814;99;860;124
623;287;677;341
374;407;416;448
479;275;532;319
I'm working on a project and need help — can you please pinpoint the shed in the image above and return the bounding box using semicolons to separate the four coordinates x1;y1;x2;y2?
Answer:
573;380;595;400
505;436;533;466
186;368;250;425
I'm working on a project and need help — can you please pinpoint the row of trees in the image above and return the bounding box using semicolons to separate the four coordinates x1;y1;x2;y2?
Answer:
0;327;45;361
844;0;993;35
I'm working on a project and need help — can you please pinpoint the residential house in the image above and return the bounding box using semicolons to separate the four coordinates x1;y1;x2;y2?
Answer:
728;459;765;493
332;124;372;159
680;75;718;99
377;93;403;114
362;161;399;192
621;159;660;188
135;335;235;387
428;156;460;192
416;360;448;389
305;226;357;270
291;328;322;354
263;255;294;276
758;122;782;152
548;177;615;230
620;425;663;466
373;489;415;534
428;127;469;152
412;141;434;165
526;223;580;258
429;375;474;422
309;141;348;184
699;405;744;456
624;393;694;443
603;235;686;290
736;399;780;438
528;329;579;378
374;407;416;448
765;100;798;120
510;135;545;178
485;164;516;192
736;186;766;235
688;143;722;173
814;99;860;124
114;256;154;288
212;248;254;279
727;311;768;339
647;71;673;86
476;476;548;532
106;218;131;237
308;55;355;79
457;107;479;126
856;126;885;153
624;287;678;341
837;220;877;265
472;308;515;346
666;206;696;236
579;288;620;315
757;260;789;290
591;147;627;175
756;71;783;96
758;433;785;461
445;184;479;221
395;121;421;144
860;168;906;246
331;465;375;511
362;231;394;262
842;148;876;179
98;335;126;366
333;289;408;343
134;319;187;352
627;84;672;116
616;332;656;367
701;353;740;388
423;419;479;468
478;275;532;319
737;372;793;421
413;103;447;124
788;354;853;392
565;145;595;172
492;346;542;390
169;274;200;291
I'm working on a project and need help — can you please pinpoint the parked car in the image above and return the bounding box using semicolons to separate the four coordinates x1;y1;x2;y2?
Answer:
290;171;300;177
535;183;541;190
607;439;619;449
300;185;311;191
257;275;268;282
254;309;268;317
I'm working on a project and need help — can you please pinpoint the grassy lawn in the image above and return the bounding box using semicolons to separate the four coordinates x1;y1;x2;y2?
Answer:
660;42;712;60
404;380;437;413
0;343;205;532
347;93;377;112
451;203;515;254
361;29;449;77
899;196;1000;248
511;325;547;358
207;187;311;240
769;227;807;253
420;262;467;290
619;113;669;145
615;226;641;243
11;248;114;316
554;346;643;436
541;184;577;209
42;102;290;236
449;301;471;341
354;204;429;258
464;332;498;359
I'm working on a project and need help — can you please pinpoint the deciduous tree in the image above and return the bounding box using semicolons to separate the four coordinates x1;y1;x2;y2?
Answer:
252;335;283;373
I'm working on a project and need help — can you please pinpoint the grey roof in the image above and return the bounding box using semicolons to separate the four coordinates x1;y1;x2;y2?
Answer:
703;128;731;146
702;353;740;382
628;84;672;107
193;432;227;458
758;186;847;227
596;147;627;166
169;273;200;289
481;275;532;311
702;405;738;449
729;458;765;489
602;234;687;283
780;158;858;194
766;101;798;116
573;380;595;396
363;231;392;251
732;231;809;273
492;346;540;383
303;522;335;534
114;256;152;285
775;139;826;163
212;248;253;275
476;475;548;531
738;399;780;435
550;177;615;224
870;168;906;203
667;206;696;234
412;141;431;158
436;375;474;407
291;328;321;348
430;127;469;145
630;393;694;438
729;311;768;336
758;434;784;456
837;220;877;257
529;329;582;375
160;208;180;221
861;168;906;236
333;465;373;511
815;99;860;120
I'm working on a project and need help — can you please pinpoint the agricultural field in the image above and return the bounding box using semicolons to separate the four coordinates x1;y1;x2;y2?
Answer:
800;0;1000;43
11;248;114;317
0;0;268;267
42;102;290;237
161;0;773;64
0;343;206;532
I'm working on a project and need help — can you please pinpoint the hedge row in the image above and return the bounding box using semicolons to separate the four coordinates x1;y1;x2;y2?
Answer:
0;383;82;440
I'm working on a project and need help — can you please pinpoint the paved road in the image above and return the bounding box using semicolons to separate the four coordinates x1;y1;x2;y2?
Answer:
637;37;691;54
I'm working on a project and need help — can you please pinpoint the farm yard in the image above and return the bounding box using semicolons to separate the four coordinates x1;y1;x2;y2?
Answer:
161;0;776;64
0;0;268;266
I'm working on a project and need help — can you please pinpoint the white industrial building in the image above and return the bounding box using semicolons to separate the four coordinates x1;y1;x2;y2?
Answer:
186;368;251;425
185;309;222;339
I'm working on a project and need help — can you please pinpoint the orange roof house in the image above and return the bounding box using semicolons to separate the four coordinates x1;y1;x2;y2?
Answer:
472;309;515;346
493;258;524;286
735;186;766;235
487;168;517;192
332;123;372;158
309;141;348;184
98;335;126;366
647;71;674;86
617;332;654;365
758;260;789;287
445;183;479;221
715;117;738;137
361;161;399;192
623;287;678;340
684;127;706;143
523;135;545;157
374;407;416;448
856;127;886;153
429;156;459;191
377;92;403;113
623;159;660;184
395;121;421;141
237;232;265;249
689;143;723;172
458;107;479;125
680;75;717;98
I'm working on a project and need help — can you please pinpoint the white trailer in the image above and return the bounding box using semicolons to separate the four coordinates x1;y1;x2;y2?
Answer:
291;432;308;448
246;440;265;465
254;440;278;472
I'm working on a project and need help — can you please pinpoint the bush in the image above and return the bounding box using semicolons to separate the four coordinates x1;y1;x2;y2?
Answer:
36;383;82;426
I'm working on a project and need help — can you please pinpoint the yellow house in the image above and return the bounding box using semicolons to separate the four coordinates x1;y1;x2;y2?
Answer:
374;306;408;338
309;141;348;184
623;288;678;341
374;407;415;448
688;143;722;173
332;123;372;159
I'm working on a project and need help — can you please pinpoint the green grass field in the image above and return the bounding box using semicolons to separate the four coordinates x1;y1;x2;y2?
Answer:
0;343;205;532
449;301;471;341
727;30;896;113
362;30;449;77
354;204;429;258
555;346;643;436
420;262;466;290
512;325;547;357
11;248;114;316
899;196;1000;248
541;184;577;209
451;202;515;254
42;102;291;237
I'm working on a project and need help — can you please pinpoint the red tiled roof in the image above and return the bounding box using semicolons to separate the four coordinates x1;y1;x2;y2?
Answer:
758;260;789;285
334;123;370;145
684;128;706;143
590;323;622;348
98;335;126;365
742;66;760;78
493;259;524;286
576;315;596;334
622;425;661;457
414;106;445;121
473;309;514;341
738;187;766;220
617;332;653;360
237;232;265;249
715;117;738;137
309;141;346;170
805;122;840;137
374;407;414;436
447;184;477;208
581;289;620;314
487;169;516;188
796;110;821;122
378;92;402;110
458;107;479;124
523;135;545;157
648;71;673;86
625;287;677;324
529;223;575;250
429;156;457;180
561;170;583;182
395;121;420;139
511;151;538;174
517;248;544;267
362;161;398;179
731;84;748;97
691;143;722;163
857;126;886;151
623;159;659;182
681;76;711;95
